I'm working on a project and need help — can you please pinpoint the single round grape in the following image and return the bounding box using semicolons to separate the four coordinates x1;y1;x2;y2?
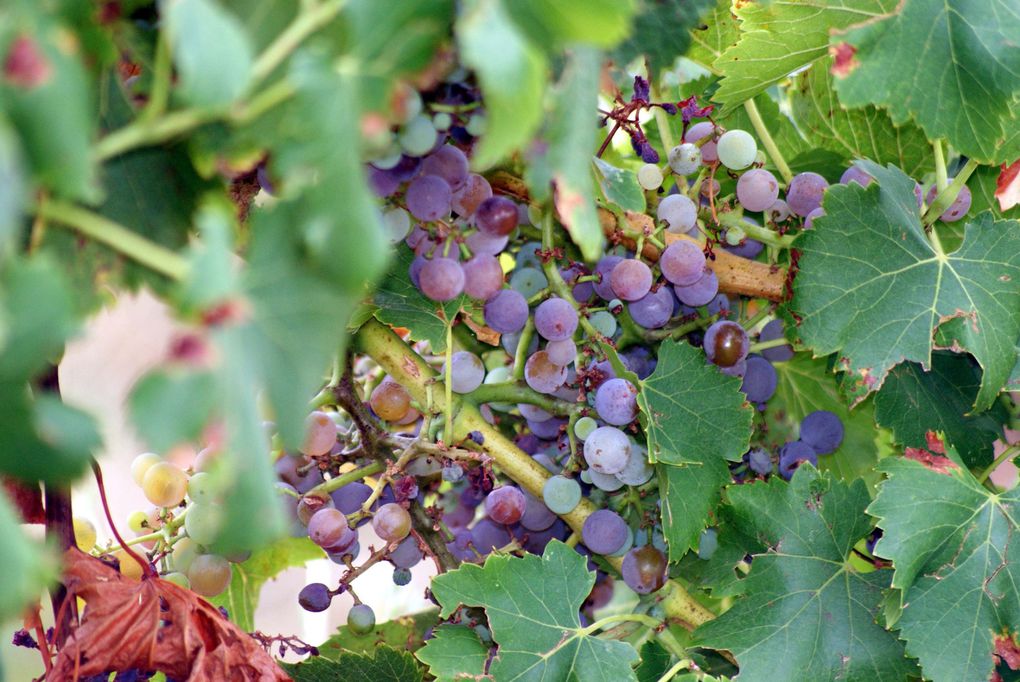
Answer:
187;472;216;504
593;256;624;301
657;194;698;233
470;518;511;555
528;416;566;439
621;545;667;594
142;462;189;507
389;536;424;569
660;240;706;286
519;491;557;532
589;467;625;491
185;503;224;546
748;448;772;475
113;549;145;580
475;196;518;236
534;297;578;341
615;443;653;485
73;518;96;551
698;528;718;560
610;259;653;301
447;351;485;394
518;402;553;422
637;163;663;190
524;351;567;394
483;289;528;333
725;235;764;259
331;481;373;516
840;165;874;187
668;143;702;175
462;255;504;300
542;476;582;514
172;536;199;574
399;115;439;156
408;255;427;288
581;509;629;555
740;356;777;403
594;378;638;426
717;130;757;170
406;175;452;222
628;285;674;330
432;112;453;131
131;452;162;486
800;410;844;454
736;168;780;212
419;257;465;302
465;229;507;257
545;338;576;366
684;121;716;164
573;416;598;441
347;604;376;634
296;491;334;526
392;567;413;586
704;320;749;368
368;166;400;197
163;571;190;589
372;503;412;542
465;112;487;136
758;319;794;362
381;207;411;244
452;173;493;217
779;440;818;479
509;266;548;299
767;199;792;223
370;380;411;422
583;426;631;475
588;311;617;338
673;269;718;307
421;145;469;190
302;411;338;456
188;554;232;597
925;183;972;222
307;508;350;549
786;172;829;217
298;582;332;612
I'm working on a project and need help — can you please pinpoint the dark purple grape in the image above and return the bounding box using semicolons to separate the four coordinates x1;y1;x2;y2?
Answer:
581;509;629;555
674;269;718;307
800;410;844;454
628;285;675;329
778;441;818;479
483;289;528;333
389;536;424;569
298;583;332;612
621;546;667;594
740;356;777;403
485;486;526;525
519;492;557;532
593;256;624;300
406;175;452;222
475;196;518;236
758;319;794;362
747;448;772;475
471;519;511;555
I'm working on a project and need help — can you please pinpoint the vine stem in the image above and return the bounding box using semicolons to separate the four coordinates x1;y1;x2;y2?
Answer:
932;139;948;192
715;209;795;249
305;460;385;497
922;158;979;227
466;381;580;415
656;658;692;682
579;612;661;636
36;200;188;280
354;319;717;629
978;444;1020;484
250;0;347;85
742;98;792;184
748;336;791;353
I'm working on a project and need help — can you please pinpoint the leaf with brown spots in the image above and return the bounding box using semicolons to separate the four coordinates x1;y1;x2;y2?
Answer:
50;549;290;681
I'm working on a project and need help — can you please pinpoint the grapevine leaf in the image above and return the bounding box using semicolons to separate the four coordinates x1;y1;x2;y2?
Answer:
874;352;1008;468
0;489;56;621
341;0;454;83
694;467;914;681
711;0;896;108
657;462;729;561
790;58;932;178
788;161;1020;411
373;248;465;352
129;370;218;454
869;455;1020;682
208;537;324;632
615;0;717;73
221;0;297;52
686;0;740;72
415;625;490;682
283;646;423;682
506;0;636;50
594;157;646;213
0;117;26;255
457;0;547;169
638;339;753;466
635;640;672;682
318;610;439;658
164;0;254;107
765;353;883;490
431;540;639;681
832;0;1020;165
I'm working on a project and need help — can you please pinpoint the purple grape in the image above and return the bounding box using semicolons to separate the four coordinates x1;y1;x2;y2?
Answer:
583;426;631;474
519;492;557;532
621;546;668;594
800;410;844;454
387;154;423;182
475;196;518;236
779;440;818;479
736;168;780;212
471;519;511;555
723;236;764;259
925;183;972;222
747;448;772;475
660;240;706;286
462;255;504;300
561;263;594;301
452;173;493;217
706;293;730;317
298;583;332;612
483;289;528;333
657;194;698;232
421;146;469;190
805;207;825;230
523;518;569;555
628;285;674;329
840;165;873;187
758;319;794;362
528;417;566;440
485;486;526;525
581;509;629;555
610;259;653;301
685;121;717;164
406;175;453;221
673;269;718;307
449;351;485;393
740;356;777;402
767;199;792;223
786;172;829;217
331;482;373;515
419;257;464;302
534;297;578;341
525;351;568;394
368;166;400;197
593;256;624;300
594;378;638;426
502;329;538;357
545;338;576;366
518;403;553;422
465;230;508;257
704;320;749;368
389;536;423;569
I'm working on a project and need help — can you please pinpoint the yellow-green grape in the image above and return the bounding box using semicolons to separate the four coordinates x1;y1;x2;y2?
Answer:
187;471;216;504
163;571;191;589
184;504;223;546
113;548;145;580
192;447;220;473
142;461;189;507
73;518;96;551
301;411;338;456
127;510;148;534
130;452;162;486
347;604;376;634
172;536;199;573
187;554;232;597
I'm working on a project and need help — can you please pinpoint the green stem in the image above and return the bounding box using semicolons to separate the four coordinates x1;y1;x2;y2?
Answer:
933;139;948;192
36;200;188;280
444;322;454;443
140;33;172;122
716;210;795;249
467;381;580;416
743;98;792;184
513;317;536;381
96;106;226;161
642;314;715;342
978;444;1020;485
580;613;661;636
307;460;385;497
748;336;791;353
250;0;348;85
656;659;692;682
922;158;979;227
649;77;676;153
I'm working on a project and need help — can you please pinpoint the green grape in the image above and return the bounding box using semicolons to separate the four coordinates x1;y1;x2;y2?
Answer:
141;461;189;507
588;311;617;337
127;510;148;534
185;503;224;546
163;571;190;589
573;416;598;440
347;604;376;634
187;554;232;597
187;471;216;504
172;536;199;573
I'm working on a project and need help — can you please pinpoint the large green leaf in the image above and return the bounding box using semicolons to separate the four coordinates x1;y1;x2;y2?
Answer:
869;455;1020;682
695;467;913;681
832;0;1020;165
373;248;464;353
790;58;932;178
317;610;438;659
0;489;56;622
415;625;489;682
788;161;1020;411
165;0;254;107
457;0;547;169
615;0;716;72
431;541;639;681
874;352;1008;468
594;157;645;214
129;370;217;454
686;0;740;73
506;0;636;51
711;0;896;108
283;647;423;682
657;462;730;561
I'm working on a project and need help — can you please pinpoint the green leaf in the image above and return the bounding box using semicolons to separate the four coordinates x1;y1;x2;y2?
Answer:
639;340;753;466
0;489;56;622
635;640;672;682
542;47;604;262
129;370;217;454
283;647;423;682
869;455;1020;682
0;116;26;255
657;463;729;561
765;353;884;490
342;0;454;80
457;0;547;169
0;257;76;381
788;162;1020;411
317;610;439;658
790;58;932;178
221;0;298;52
874;352;1008;468
695;467;913;681
686;0;740;73
431;541;639;681
505;0;636;51
209;536;324;631
833;0;1020;165
415;625;489;682
165;0;254;107
373;248;463;352
711;0;896;108
969;163;1020;221
594;157;646;213
617;0;716;73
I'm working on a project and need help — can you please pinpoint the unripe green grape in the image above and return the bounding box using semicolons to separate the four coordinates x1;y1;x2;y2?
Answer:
399;115;437;156
432;112;453;131
725;226;746;246
185;504;224;546
187;554;232;597
589;311;617;337
142;462;189;507
163;571;190;589
130;452;161;486
347;604;376;634
172;536;199;573
716;129;757;171
573;416;598;440
73;518;96;551
113;548;145;580
637;163;663;190
127;511;148;534
465;113;487;137
187;471;216;504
